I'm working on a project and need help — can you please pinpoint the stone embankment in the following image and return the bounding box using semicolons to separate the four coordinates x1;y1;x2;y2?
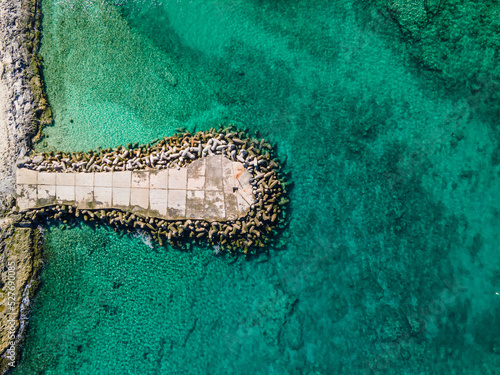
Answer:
0;0;50;213
0;0;48;372
0;220;43;374
17;128;289;254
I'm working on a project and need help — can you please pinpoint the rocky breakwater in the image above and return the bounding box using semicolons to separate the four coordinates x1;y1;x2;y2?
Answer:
17;126;290;255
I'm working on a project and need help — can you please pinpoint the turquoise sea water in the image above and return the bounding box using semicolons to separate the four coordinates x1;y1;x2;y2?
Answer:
15;0;500;373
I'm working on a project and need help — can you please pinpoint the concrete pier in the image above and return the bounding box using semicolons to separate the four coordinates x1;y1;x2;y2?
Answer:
16;155;254;221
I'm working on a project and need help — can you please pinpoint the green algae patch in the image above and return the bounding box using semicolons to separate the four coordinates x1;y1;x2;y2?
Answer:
21;0;53;145
361;0;500;120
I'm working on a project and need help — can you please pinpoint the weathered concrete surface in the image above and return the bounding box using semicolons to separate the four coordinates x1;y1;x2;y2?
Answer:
16;155;255;221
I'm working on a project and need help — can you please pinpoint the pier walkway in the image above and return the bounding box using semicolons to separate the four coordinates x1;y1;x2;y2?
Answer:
16;155;254;221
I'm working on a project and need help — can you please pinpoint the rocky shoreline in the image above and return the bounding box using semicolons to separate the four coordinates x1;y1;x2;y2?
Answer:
0;0;50;213
0;223;43;374
0;0;48;373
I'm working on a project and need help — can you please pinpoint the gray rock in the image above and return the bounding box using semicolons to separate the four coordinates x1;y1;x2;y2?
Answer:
32;155;44;164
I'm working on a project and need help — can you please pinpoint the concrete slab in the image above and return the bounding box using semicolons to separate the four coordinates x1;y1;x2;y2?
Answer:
75;173;94;187
27;185;38;204
113;187;131;207
224;193;240;220
168;168;187;190
38;172;56;185
222;158;237;193
232;162;249;183
167;189;186;219
236;191;251;214
56;185;75;203
205;155;223;191
150;189;168;216
16;184;36;199
56;173;75;186
187;174;205;190
15;156;255;221
233;162;254;206
38;185;56;206
131;171;149;189
16;184;37;210
187;157;206;176
94;173;113;187
186;190;205;219
187;158;205;190
205;191;225;220
16;198;32;211
75;186;94;209
16;168;37;185
112;171;132;188
94;187;112;208
130;188;149;210
149;170;168;189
